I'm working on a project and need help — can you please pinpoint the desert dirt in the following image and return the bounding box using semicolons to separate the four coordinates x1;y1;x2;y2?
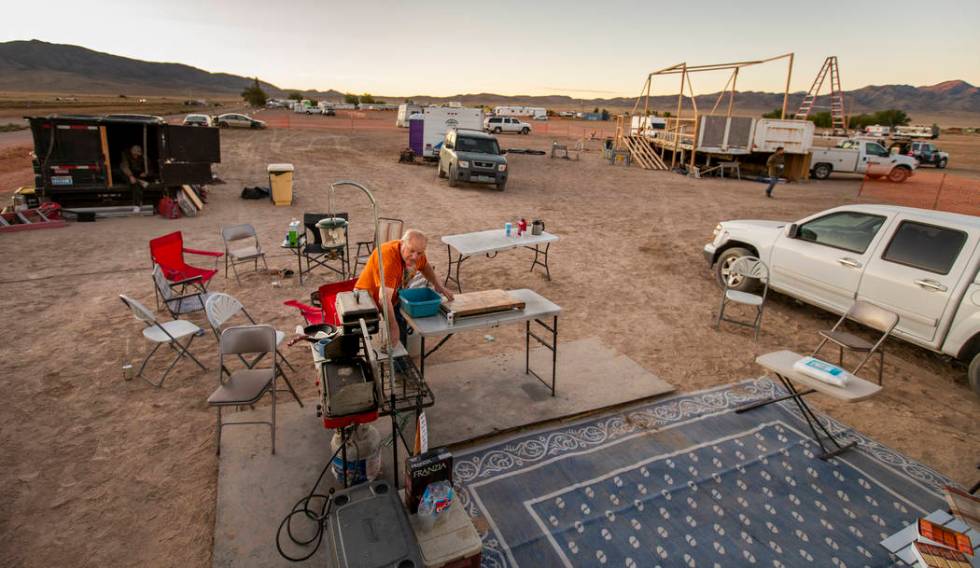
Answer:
1;109;979;567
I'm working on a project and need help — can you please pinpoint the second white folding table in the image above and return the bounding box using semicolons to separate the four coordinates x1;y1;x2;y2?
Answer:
441;229;558;292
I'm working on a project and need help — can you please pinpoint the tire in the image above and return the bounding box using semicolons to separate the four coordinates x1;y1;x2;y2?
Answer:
448;164;459;187
812;163;832;180
521;127;530;135
714;247;760;293
437;162;446;179
218;121;228;128
969;352;980;397
887;166;911;183
496;180;507;191
937;158;948;169
493;127;502;134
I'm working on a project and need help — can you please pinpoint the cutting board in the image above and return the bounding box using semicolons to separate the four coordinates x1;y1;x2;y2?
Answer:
441;289;525;319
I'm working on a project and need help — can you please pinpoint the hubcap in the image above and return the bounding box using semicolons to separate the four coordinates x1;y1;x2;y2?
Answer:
721;257;743;287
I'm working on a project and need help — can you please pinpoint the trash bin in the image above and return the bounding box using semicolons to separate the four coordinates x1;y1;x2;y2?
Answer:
267;163;294;206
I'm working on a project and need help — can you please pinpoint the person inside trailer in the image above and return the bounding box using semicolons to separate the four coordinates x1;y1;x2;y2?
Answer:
355;229;454;348
119;144;149;206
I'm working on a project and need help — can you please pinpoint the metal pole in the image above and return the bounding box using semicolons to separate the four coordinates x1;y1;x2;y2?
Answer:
781;53;794;120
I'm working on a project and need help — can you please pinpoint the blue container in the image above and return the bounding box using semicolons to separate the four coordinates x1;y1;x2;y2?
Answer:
399;288;443;318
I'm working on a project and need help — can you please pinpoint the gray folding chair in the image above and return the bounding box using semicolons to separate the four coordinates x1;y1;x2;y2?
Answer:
715;256;769;340
204;293;302;407
119;294;207;387
221;224;268;284
152;264;211;319
207;325;278;455
353;217;404;275
812;300;898;385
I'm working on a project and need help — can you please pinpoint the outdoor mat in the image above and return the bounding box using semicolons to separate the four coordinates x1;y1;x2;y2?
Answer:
454;378;956;567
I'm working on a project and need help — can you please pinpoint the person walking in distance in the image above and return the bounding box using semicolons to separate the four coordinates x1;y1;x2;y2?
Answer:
765;147;785;198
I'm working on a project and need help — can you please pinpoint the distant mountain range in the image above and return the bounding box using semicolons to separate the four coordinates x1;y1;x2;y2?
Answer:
2;40;978;114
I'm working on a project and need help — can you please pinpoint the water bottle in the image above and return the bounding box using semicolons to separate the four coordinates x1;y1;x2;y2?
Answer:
288;218;299;246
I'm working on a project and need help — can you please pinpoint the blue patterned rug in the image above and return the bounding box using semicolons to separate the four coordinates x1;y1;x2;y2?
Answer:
453;378;955;568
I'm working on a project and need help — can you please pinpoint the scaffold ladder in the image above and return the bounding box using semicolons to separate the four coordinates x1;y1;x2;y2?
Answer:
795;56;847;131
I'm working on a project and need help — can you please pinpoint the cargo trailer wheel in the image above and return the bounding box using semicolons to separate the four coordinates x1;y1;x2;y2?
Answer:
448;164;459;187
887;166;911;183
937;158;948;169
812;163;832;180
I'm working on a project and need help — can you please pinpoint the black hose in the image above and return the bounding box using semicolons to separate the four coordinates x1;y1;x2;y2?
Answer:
275;439;346;562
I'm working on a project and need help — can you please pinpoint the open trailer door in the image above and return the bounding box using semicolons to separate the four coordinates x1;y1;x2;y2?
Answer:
29;118;108;194
159;125;221;185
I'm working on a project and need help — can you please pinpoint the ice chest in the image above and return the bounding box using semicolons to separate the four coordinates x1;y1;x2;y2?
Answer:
267;163;294;206
402;490;482;568
326;481;422;568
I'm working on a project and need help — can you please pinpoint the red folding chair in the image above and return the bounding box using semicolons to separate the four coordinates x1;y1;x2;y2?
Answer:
283;278;357;326
149;231;224;285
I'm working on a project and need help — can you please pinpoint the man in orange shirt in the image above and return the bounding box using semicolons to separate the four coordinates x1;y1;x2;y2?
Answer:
355;229;454;348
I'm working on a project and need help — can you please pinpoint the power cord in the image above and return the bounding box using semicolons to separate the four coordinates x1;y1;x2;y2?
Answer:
275;440;346;562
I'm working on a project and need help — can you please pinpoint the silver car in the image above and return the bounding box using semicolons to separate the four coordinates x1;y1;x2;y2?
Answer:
216;113;266;129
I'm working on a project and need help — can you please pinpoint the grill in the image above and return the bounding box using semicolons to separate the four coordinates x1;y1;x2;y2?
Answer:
474;161;496;169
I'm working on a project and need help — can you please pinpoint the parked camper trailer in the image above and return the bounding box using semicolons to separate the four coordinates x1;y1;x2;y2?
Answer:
630;116;667;138
865;125;890;137
396;104;422;127
493;106;547;119
894;124;937;139
416;107;484;158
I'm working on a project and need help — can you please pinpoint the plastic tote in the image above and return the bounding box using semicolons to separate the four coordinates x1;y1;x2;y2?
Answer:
267;163;294;206
399;288;443;318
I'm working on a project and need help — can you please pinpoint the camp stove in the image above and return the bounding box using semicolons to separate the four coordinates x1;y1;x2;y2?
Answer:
314;319;382;429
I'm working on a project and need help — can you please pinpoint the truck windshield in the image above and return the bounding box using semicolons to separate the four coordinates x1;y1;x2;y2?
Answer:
457;136;500;155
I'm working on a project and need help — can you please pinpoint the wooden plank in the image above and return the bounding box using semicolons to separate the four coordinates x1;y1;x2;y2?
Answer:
441;289;525;319
181;184;204;210
99;126;113;188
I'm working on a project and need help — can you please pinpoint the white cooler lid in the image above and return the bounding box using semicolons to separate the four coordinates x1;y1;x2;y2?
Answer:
267;163;294;173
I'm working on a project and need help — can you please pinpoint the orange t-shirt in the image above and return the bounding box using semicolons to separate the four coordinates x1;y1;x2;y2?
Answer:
354;240;428;304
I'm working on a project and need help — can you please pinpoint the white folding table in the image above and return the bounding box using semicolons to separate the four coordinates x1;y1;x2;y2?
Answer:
441;229;558;292
737;350;882;460
400;288;562;396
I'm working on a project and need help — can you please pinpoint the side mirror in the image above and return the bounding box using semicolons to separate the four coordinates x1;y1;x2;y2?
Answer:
787;224;799;238
499;148;507;155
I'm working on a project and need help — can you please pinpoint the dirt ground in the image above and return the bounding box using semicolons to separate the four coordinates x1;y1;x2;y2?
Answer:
1;110;978;568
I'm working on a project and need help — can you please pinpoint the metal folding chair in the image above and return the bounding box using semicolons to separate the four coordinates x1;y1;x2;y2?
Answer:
353;217;404;275
119;294;207;387
715;256;769;340
207;325;278;455
812;300;898;385
204;293;302;407
152;264;210;319
221;224;268;284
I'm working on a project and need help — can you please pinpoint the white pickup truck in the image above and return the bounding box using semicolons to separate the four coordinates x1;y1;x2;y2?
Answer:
703;204;980;392
810;139;918;182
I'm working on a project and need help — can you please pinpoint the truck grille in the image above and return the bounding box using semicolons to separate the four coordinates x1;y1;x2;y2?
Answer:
474;161;495;169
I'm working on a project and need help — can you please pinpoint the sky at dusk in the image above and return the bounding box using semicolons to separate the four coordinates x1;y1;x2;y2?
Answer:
3;0;978;98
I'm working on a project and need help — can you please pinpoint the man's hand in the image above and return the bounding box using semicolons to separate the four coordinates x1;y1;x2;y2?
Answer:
436;284;455;302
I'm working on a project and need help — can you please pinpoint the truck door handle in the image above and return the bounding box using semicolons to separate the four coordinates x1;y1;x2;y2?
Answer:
914;279;948;292
837;257;862;268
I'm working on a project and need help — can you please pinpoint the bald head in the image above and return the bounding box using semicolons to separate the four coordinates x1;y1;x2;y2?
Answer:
400;229;427;268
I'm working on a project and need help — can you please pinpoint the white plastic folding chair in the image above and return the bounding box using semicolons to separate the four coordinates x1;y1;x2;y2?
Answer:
221;224;268;284
204;293;302;407
715;256;770;340
208;325;278;455
119;294;207;387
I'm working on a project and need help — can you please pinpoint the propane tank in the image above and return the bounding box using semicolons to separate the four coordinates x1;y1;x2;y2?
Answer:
330;424;382;485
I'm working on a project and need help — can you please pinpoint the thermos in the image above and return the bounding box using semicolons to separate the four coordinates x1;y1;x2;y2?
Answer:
531;219;545;235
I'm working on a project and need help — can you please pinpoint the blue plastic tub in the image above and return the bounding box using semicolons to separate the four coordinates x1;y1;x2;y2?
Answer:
399;288;443;318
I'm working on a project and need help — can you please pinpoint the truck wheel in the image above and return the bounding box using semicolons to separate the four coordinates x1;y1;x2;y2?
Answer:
714;247;760;293
937;158;948;169
437;163;446;179
969;352;980;396
521;127;530;135
887;166;911;183
448;164;459;187
812;163;832;180
493;127;502;134
496;180;507;191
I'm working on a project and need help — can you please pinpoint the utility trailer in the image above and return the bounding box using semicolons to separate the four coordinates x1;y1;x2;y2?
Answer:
27;114;220;207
